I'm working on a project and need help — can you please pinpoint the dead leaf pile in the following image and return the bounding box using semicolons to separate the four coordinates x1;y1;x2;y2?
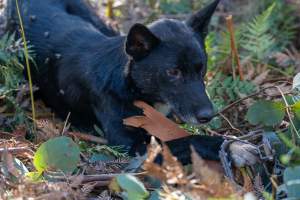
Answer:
143;137;240;200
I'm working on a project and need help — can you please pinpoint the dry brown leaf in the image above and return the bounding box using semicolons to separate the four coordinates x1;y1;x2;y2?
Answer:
146;137;162;163
143;139;239;199
0;139;34;160
162;144;187;185
123;101;189;142
2;151;21;178
0;126;26;140
12;126;27;139
263;83;291;97
36;119;63;142
242;170;254;193
143;137;188;185
11;181;85;200
69;175;84;188
252;70;270;85
160;185;188;200
191;146;222;186
243;58;255;80
0;105;7;113
143;137;167;182
190;147;237;198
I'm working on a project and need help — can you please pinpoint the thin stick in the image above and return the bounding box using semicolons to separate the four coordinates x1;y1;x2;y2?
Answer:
81;172;147;183
276;86;300;140
15;0;36;129
67;132;108;144
226;15;244;80
62;112;71;135
217;86;275;115
219;113;243;134
270;176;279;189
217;84;292;116
0;146;33;155
47;172;147;183
206;128;260;147
93;181;111;187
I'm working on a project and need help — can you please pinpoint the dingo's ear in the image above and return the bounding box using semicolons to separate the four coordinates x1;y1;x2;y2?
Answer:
186;0;220;38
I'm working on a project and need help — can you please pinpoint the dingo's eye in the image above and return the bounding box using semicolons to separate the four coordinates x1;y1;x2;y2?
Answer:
166;69;182;79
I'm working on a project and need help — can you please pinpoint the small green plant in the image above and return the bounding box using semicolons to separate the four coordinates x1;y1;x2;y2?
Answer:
208;73;257;110
0;33;26;87
0;33;34;130
79;141;129;158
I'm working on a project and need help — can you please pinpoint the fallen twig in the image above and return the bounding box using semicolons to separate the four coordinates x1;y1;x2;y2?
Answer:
219;113;243;134
66;132;108;144
217;84;292;116
45;172;147;184
81;172;147;183
93;181;111;187
0;146;33;155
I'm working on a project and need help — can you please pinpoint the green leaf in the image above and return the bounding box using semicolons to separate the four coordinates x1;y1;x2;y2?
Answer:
246;100;285;126
281;154;292;165
208;117;222;129
116;174;149;200
284;166;300;198
26;172;43;182
292;101;300;120
33;136;80;174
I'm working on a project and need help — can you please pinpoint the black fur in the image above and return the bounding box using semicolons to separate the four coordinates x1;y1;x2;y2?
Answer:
7;0;224;164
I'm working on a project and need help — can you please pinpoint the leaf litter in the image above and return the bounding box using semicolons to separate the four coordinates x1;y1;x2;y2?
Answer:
0;80;296;199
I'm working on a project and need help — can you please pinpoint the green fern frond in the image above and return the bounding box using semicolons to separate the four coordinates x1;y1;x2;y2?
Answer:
90;145;129;158
207;26;243;69
269;1;297;50
241;3;276;60
0;33;24;87
205;32;219;70
208;73;257;104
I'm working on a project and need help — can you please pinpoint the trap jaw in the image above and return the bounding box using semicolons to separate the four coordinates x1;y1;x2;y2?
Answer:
219;132;282;183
